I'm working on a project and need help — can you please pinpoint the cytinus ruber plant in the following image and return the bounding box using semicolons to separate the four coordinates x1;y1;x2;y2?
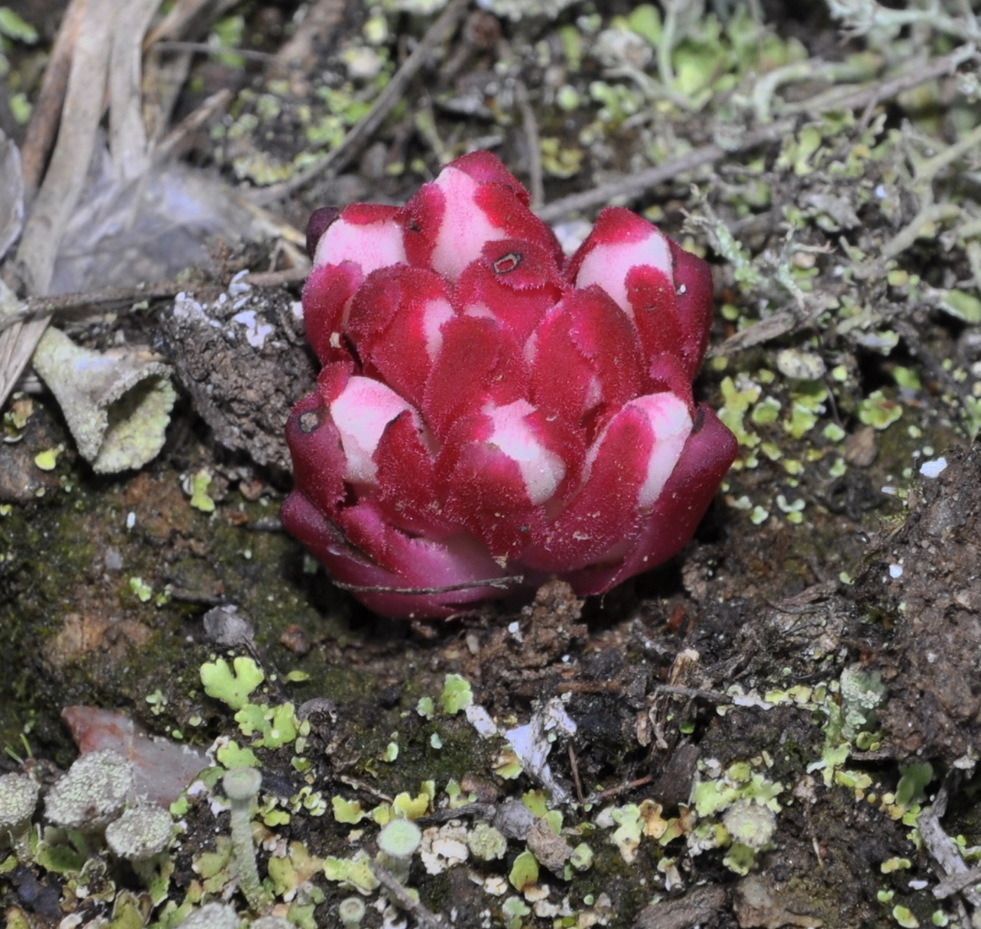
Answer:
283;151;737;618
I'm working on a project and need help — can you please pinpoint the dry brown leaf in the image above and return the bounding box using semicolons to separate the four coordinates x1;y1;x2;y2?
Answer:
0;131;24;262
0;0;170;410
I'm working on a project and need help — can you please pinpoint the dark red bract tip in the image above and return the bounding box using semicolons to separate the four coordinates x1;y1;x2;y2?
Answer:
306;207;341;259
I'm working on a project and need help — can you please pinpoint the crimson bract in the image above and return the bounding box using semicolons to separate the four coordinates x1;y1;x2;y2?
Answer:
283;151;737;618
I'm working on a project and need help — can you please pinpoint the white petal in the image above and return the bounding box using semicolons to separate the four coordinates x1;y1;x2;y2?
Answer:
486;399;565;505
422;296;455;360
315;216;406;272
628;393;692;509
574;228;671;319
428;167;506;280
331;377;414;484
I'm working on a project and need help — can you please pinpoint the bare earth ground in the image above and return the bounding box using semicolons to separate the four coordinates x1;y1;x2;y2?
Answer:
2;1;981;928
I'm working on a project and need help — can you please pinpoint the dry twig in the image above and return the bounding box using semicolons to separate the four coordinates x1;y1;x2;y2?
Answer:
0;280;189;334
369;861;448;929
920;777;981;918
331;575;526;596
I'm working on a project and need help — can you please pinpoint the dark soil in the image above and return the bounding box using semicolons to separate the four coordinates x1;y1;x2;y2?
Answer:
3;2;981;928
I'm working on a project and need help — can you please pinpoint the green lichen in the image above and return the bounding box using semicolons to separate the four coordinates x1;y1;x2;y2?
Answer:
200;657;265;711
507;849;539;893
378;817;422;859
331;797;365;825
322;852;379;894
337;896;366;928
186;470;216;514
129;576;153;603
892;904;920;928
215;741;261;770
858;390;904;430
438;673;473;716
221;766;271;910
234;703;300;749
501;895;531;929
33;446;61;471
721;801;777;874
467;823;507;862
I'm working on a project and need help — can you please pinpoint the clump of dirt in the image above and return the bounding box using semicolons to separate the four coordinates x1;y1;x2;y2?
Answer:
860;441;981;761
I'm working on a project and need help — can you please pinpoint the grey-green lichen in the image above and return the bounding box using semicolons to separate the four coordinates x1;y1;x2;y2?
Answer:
105;802;176;904
377;817;423;860
105;803;174;861
222;766;272;911
337;895;366;928
31;326;176;474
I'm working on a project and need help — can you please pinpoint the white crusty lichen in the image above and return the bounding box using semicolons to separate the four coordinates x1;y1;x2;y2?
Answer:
175;902;241;929
0;772;40;860
45;749;134;829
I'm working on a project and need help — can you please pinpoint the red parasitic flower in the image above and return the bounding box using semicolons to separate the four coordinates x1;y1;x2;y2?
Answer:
283;151;738;618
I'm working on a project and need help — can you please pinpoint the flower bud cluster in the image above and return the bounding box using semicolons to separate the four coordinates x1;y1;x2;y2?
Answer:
284;152;737;617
